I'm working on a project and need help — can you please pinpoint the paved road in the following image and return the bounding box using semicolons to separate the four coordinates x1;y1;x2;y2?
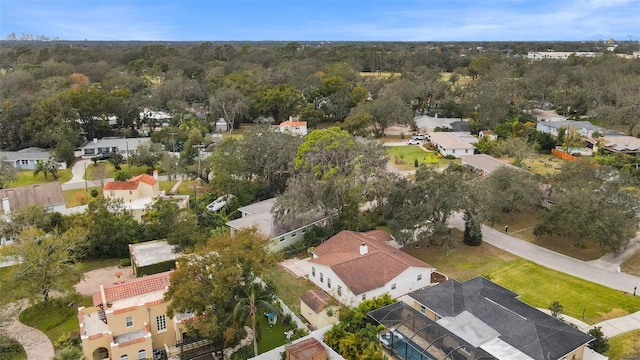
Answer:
449;213;640;294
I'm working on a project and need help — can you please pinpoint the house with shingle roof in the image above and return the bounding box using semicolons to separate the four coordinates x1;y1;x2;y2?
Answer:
0;182;66;216
460;154;517;177
373;277;592;360
587;135;640;156
78;271;201;360
428;132;476;158
0;147;66;170
76;137;150;159
308;230;435;306
299;289;339;330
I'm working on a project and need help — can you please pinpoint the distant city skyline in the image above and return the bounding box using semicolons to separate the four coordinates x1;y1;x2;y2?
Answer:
1;0;639;42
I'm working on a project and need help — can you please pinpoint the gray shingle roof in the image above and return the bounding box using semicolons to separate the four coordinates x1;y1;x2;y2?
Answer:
409;277;592;360
0;182;66;212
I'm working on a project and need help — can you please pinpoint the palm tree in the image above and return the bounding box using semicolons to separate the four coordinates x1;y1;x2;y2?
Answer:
51;346;85;360
233;280;278;357
34;158;59;180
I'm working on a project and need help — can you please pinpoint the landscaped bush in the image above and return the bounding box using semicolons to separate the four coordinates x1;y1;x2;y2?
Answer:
0;334;26;360
119;258;131;267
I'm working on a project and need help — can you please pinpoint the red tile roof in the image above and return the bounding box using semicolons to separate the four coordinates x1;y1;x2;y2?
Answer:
103;173;157;191
310;230;433;295
102;271;171;304
279;121;307;127
286;338;326;360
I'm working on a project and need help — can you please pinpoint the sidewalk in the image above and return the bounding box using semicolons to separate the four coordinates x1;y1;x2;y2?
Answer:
1;301;55;360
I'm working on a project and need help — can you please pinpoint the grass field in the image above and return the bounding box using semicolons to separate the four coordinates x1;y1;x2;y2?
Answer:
403;235;640;324
607;329;640;360
63;187;101;207
159;180;193;196
262;266;317;315
19;296;93;346
386;146;458;170
521;155;564;176
6;169;72;188
622;251;640;277
85;162;149;180
255;313;288;354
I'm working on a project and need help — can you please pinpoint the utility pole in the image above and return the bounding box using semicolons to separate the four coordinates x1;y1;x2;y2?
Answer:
193;144;204;224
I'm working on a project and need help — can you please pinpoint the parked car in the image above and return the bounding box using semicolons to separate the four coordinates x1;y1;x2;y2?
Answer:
407;139;421;145
412;134;427;140
206;194;235;212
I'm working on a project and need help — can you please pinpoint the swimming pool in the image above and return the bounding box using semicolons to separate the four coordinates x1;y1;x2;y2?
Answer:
385;332;437;360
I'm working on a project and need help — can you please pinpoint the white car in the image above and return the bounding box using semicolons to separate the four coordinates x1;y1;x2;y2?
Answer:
206;194;234;212
412;134;427;140
407;139;421;145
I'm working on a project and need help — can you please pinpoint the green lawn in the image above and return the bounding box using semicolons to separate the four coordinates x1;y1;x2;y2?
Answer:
607;329;640;360
404;236;640;324
85;162;149;180
0;334;26;360
5;169;72;188
63;187;101;207
159;180;193;196
256;312;288;354
262;266;317;315
622;251;640;277
78;258;120;272
19;296;93;346
387;146;458;171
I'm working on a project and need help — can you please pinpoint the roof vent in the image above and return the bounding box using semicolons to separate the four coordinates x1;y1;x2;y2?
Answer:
359;242;368;255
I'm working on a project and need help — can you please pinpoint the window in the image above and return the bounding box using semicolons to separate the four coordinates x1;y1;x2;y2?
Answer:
311;267;315;277
319;273;323;283
20;160;29;165
290;232;296;238
420;305;426;313
302;229;307;234
138;350;147;360
279;237;285;242
129;190;133;195
156;315;167;332
120;355;129;360
337;286;342;296
362;294;366;301
125;316;133;327
465;149;469;153
391;283;397;290
110;191;115;197
327;278;331;289
417;274;422;281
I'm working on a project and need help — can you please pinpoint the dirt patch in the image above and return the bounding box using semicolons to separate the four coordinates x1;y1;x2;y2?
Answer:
75;265;135;296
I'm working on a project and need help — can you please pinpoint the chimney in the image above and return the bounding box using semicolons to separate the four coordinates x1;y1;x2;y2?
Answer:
153;170;158;180
93;138;98;144
359;242;368;255
1;197;9;215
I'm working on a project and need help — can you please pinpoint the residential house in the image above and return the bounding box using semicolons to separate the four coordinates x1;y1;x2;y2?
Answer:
78;271;201;360
129;240;179;277
460;154;516;177
0;182;66;216
308;230;435;306
536;120;604;138
0;147;66;170
587;135;640;157
226;198;329;252
279;118;308;136
369;277;592;360
104;173;189;221
299;289;339;330
77;137;150;159
530;109;567;122
414;115;463;133
428;132;476;158
527;51;599;60
478;130;497;141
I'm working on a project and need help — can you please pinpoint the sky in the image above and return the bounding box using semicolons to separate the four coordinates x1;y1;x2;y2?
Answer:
1;0;639;42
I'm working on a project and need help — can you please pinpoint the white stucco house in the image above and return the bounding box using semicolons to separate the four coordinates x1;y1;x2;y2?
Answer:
226;198;329;252
428;132;476;158
76;137;150;159
278;120;308;136
308;230;435;306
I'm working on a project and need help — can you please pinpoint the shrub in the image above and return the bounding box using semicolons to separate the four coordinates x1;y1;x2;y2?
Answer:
90;189;99;198
414;158;419;167
119;258;131;267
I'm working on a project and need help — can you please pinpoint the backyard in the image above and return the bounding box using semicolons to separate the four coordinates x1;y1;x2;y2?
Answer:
262;266;317;315
6;169;72;187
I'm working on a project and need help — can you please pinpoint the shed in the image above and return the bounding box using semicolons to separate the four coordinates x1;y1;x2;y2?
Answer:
215;118;228;132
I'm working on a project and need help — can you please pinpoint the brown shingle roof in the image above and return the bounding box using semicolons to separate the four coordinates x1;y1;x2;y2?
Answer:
102;271;171;304
0;182;65;212
300;290;332;313
286;338;326;360
310;230;433;295
103;173;157;191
